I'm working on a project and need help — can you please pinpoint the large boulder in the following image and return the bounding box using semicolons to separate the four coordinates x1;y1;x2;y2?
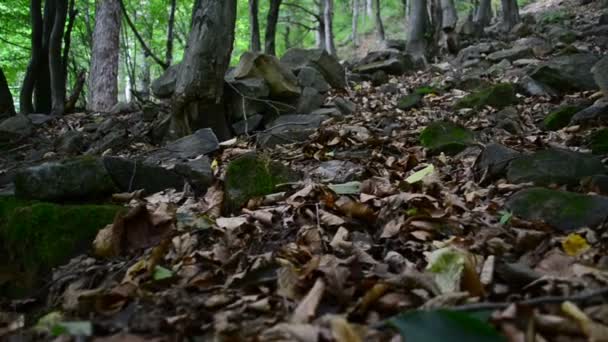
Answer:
14;158;117;201
528;53;599;95
506;188;608;232
352;50;414;75
258;114;327;147
592;56;608;97
570;100;608;125
224;153;299;213
474;143;521;181
151;63;180;99
297;66;331;93
296;87;325;114
0;115;33;142
280;48;346;89
455;83;517;110
145;128;220;164
102;157;186;195
420;121;475;155
233;52;300;98
506;149;606;186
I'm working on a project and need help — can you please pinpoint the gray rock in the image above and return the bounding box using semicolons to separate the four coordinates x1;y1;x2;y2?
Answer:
311;160;365;183
379;83;400;95
513;37;553;57
495;106;524;134
280;48;346;89
352;50;414;75
0;115;32;141
600;12;608;25
97;117;119;134
232;114;264;135
27;113;54;125
506;187;608;232
297;67;331;93
510;22;533;37
86;128;127;155
456;43;494;64
55;131;86;154
333;97;357;115
420;121;475;155
570;101;608;125
454;76;491;91
227;77;270;98
474;143;520;181
151;63;180;98
485;59;512;77
14;158;117;201
487;46;534;62
583;25;608;37
174;157;213;194
110;101;139;115
547;26;578;44
146;128;220;163
371;70;389;86
233;52;300;98
384;39;407;51
592;56;608;97
296;87;325;114
517;75;558;97
397;93;422;110
310;107;342;117
102;156;185;194
258;114;326;147
506;149;606;186
529;53;599;95
142;104;159;122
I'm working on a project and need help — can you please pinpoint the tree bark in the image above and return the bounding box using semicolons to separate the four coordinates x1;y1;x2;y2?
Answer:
35;0;55;114
171;0;237;141
501;0;520;31
316;2;326;49
374;0;385;41
249;0;261;51
65;70;85;114
62;0;76;90
474;0;492;33
352;0;359;47
323;0;337;56
406;0;430;63
264;0;282;55
440;0;458;54
0;67;15;116
166;0;176;65
20;0;43;114
88;0;121;113
49;0;68;116
401;0;408;17
366;0;373;17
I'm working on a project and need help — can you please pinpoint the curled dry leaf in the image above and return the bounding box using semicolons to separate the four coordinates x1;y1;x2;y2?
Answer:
291;278;326;324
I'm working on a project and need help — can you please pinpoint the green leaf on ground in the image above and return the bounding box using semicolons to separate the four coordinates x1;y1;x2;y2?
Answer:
153;265;174;281
499;210;513;225
329;181;361;195
388;310;505;342
52;321;93;336
405;164;435;184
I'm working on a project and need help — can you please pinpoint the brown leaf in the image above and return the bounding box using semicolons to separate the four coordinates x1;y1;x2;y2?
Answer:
291;278;325;324
336;197;375;222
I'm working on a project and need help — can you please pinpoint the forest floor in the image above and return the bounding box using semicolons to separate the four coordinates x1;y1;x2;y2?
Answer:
2;0;608;341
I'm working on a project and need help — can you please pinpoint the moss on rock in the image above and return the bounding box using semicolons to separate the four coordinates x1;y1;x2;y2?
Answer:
543;105;583;131
590;129;608;155
397;93;422;110
506;187;608;232
0;196;122;297
224;153;300;213
455;83;517;110
420;121;475;155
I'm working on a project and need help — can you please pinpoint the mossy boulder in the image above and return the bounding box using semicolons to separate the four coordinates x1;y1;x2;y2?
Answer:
589;129;608;154
397;93;422;110
455;83;517;110
420;121;475;155
529;53;599;95
0;196;122;297
224;153;300;213
506;149;606;186
543;105;583;131
14;157;117;201
506;187;608;232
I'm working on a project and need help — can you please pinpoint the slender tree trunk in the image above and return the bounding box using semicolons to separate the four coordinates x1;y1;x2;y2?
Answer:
264;0;282;55
374;0;385;41
284;25;291;50
20;0;43;114
35;0;55;114
324;0;337;56
88;0;121;112
406;0;430;63
352;0;359;47
0;67;15;116
316;2;326;49
62;0;76;90
249;0;261;51
49;0;68;115
440;0;458;54
65;69;85;113
366;0;373;17
474;0;492;33
171;0;237;140
166;0;176;65
500;0;520;31
401;0;408;17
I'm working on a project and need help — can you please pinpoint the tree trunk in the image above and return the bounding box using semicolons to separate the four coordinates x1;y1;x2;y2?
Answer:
88;0;121;113
366;0;373;17
35;0;55;114
352;0;359;47
440;0;458;54
374;0;385;41
0;67;15;117
166;0;176;65
406;0;430;64
171;0;237;141
316;2;326;49
62;0;76;90
249;0;261;51
65;70;85;114
49;0;68;116
264;0;282;55
323;0;337;56
501;0;520;31
401;0;408;17
474;0;492;33
20;0;43;114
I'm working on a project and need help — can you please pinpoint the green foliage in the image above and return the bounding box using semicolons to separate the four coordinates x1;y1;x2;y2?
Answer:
388;310;505;342
539;9;570;24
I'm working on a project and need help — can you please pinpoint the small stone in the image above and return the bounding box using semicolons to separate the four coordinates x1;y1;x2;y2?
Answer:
55;130;86;154
311;160;365;183
333;97;357;115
